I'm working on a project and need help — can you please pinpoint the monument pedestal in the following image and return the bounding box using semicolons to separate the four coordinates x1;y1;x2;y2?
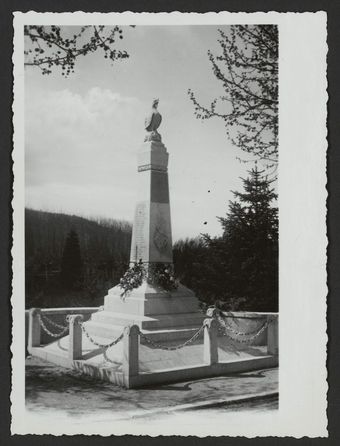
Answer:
85;136;204;342
84;282;204;342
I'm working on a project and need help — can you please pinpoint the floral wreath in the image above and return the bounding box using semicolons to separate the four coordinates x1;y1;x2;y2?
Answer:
119;260;178;299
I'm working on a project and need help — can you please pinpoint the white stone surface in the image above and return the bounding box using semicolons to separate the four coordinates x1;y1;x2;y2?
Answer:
29;330;271;375
107;136;202;341
137;140;168;169
130;200;150;262
129;139;172;263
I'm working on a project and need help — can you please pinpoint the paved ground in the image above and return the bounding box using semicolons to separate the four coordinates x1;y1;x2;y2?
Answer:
26;356;278;418
36;330;269;373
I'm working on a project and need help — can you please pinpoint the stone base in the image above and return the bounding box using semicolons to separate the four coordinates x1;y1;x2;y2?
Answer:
83;282;205;342
27;298;278;388
28;338;276;389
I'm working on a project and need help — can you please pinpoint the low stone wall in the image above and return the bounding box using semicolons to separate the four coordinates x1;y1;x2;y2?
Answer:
25;308;277;351
25;307;99;355
27;308;278;388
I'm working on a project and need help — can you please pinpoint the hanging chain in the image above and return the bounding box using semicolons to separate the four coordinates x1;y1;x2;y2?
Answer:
38;314;69;338
41;313;68;330
80;323;124;349
138;324;205;351
103;348;121;364
213;306;268;321
217;314;269;344
37;307;274;353
218;315;268;337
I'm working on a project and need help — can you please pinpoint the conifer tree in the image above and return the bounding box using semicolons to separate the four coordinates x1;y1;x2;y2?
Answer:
174;168;278;312
205;166;278;311
60;229;83;289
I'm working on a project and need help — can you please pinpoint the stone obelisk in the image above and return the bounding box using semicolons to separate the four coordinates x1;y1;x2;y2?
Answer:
86;99;204;340
130;98;172;265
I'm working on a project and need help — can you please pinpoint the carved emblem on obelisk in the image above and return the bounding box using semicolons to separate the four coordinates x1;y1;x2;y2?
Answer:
153;226;169;254
153;211;169;254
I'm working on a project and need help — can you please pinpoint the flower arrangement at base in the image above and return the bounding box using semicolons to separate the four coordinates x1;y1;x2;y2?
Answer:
119;260;145;299
119;260;178;299
147;263;178;292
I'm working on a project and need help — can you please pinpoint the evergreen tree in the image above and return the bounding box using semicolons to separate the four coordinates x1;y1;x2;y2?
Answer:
173;168;278;311
211;166;278;311
60;229;83;289
173;238;212;305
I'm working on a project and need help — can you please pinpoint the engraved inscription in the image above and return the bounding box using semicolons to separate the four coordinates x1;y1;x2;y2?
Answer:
138;164;167;172
134;202;147;261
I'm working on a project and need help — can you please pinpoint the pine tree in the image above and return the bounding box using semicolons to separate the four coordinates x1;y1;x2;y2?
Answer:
209;166;278;311
60;229;83;289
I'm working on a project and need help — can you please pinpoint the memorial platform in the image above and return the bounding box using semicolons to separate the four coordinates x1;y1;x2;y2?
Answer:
27;307;278;388
83;282;205;342
27;101;279;388
28;325;277;387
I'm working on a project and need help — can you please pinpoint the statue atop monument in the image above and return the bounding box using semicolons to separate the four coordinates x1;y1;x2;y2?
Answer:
144;98;162;142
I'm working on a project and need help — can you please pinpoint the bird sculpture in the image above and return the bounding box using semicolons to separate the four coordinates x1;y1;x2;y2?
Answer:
144;98;162;142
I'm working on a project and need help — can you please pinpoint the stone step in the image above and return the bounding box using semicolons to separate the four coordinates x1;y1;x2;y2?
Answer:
140;326;204;343
91;311;154;325
91;310;204;330
104;283;202;316
104;294;202;316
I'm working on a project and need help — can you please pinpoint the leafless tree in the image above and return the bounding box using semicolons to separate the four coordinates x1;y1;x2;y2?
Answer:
188;25;278;170
24;25;130;76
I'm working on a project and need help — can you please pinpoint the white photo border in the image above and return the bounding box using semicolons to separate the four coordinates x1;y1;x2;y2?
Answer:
11;11;328;437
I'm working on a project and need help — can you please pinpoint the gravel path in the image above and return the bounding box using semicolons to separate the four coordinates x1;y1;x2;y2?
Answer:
26;356;278;417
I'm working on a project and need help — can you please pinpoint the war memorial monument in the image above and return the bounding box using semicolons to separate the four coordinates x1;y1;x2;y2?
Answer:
28;100;278;388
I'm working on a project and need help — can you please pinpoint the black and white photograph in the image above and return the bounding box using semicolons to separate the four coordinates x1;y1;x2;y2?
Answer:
11;11;327;437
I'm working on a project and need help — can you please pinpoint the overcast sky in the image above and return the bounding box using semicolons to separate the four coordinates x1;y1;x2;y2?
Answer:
25;25;254;241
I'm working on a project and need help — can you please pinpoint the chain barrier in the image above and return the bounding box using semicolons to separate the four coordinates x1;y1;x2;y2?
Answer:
138;324;205;351
217;314;269;344
217;314;268;337
80;322;124;349
38;314;69;338
37;307;274;356
103;348;121;364
43;314;69;330
37;312;124;362
212;306;268;321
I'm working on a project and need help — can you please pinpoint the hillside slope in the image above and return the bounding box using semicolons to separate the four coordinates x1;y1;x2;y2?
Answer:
25;208;132;308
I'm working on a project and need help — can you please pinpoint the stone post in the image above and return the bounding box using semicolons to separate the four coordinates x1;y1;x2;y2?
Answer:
28;308;41;349
68;315;83;360
203;318;219;365
123;325;140;388
206;306;219;319
267;315;279;355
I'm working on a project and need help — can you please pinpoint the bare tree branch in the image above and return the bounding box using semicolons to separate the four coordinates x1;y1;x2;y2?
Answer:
188;25;278;169
24;25;130;76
